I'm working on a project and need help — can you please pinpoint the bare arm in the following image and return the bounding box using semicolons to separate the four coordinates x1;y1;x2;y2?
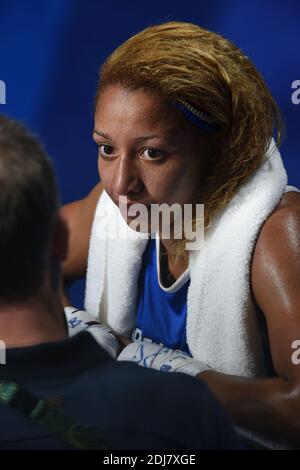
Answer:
199;194;300;446
60;181;103;286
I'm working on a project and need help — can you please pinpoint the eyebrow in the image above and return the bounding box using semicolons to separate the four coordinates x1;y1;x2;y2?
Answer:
93;130;173;142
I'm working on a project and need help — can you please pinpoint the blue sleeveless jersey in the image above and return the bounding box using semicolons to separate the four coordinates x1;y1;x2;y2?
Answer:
133;236;191;355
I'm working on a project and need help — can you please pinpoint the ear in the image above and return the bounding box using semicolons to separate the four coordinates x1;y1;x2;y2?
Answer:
51;213;69;262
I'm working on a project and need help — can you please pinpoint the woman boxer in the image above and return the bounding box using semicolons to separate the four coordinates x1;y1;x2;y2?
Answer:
62;22;300;447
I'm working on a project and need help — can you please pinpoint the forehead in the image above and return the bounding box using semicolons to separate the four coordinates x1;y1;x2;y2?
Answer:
95;84;183;135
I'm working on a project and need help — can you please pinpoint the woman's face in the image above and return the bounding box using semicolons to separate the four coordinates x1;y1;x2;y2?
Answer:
93;84;210;228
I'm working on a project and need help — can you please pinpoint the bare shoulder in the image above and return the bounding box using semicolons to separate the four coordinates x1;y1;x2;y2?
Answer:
276;189;300;211
253;189;300;257
251;189;300;379
84;180;104;207
251;189;300;317
61;180;103;225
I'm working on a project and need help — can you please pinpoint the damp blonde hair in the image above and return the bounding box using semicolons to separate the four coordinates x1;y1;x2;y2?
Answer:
97;21;284;262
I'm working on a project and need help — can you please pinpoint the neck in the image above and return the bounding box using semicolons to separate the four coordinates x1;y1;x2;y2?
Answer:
0;279;67;348
158;232;188;266
157;210;191;262
159;236;179;257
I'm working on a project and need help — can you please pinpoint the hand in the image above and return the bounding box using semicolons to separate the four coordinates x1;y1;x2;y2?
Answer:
64;307;121;359
117;340;211;377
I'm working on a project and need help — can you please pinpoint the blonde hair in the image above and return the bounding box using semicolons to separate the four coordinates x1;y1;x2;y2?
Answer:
97;21;284;262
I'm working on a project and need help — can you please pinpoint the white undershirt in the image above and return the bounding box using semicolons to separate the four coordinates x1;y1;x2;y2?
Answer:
155;233;190;294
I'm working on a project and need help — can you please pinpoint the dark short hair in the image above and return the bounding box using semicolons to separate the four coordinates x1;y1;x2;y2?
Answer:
0;115;59;301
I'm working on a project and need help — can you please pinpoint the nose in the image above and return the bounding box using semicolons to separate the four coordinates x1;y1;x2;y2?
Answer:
113;154;142;198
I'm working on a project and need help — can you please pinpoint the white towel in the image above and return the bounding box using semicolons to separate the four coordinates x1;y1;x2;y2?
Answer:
85;192;148;335
85;139;288;377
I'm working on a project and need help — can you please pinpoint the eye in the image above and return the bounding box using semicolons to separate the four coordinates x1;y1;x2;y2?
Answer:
141;148;166;160
98;144;115;157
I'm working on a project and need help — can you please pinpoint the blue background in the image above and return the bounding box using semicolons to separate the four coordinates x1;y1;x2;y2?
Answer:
0;0;299;307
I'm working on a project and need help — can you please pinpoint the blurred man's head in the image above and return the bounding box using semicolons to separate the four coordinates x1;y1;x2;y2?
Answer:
0;115;67;303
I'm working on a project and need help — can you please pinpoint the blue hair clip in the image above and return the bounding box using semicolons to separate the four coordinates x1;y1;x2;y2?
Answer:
171;99;219;132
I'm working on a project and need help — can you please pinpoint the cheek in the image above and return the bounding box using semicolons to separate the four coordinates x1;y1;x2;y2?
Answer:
178;155;206;195
162;161;203;203
98;156;112;192
98;155;110;181
143;164;191;203
97;154;101;177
